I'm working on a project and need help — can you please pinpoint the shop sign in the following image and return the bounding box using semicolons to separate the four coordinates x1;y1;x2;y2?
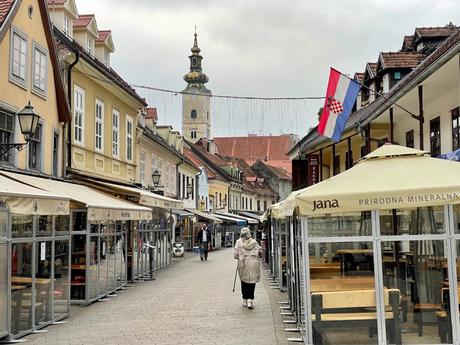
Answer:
307;155;319;186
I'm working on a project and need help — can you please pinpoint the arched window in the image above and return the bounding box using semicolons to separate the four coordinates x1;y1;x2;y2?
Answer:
191;110;197;118
192;57;197;66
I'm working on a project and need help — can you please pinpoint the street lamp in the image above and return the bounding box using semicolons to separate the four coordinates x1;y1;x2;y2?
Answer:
151;169;161;190
0;102;40;156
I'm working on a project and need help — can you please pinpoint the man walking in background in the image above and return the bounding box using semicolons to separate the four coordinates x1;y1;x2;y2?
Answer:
196;222;211;261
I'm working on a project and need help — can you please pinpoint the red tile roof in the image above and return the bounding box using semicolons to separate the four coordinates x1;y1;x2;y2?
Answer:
263;162;291;181
401;35;414;52
74;14;94;28
380;52;425;69
230;157;274;196
146;108;157;121
213;135;296;173
183;148;222;180
95;30;110;43
415;25;458;39
0;0;15;27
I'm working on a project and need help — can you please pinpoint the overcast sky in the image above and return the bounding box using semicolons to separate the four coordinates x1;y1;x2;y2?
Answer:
76;0;459;138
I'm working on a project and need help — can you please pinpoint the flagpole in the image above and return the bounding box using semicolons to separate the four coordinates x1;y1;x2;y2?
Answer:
332;68;421;121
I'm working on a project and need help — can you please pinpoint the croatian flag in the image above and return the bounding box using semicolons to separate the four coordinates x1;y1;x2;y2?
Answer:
317;68;361;142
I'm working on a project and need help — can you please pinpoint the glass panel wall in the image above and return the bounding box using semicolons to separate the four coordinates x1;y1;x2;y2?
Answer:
9;213;71;336
307;212;377;345
70;234;86;301
35;240;53;326
37;216;52;237
0;243;7;337
98;225;108;297
107;230;116;292
11;241;33;335
115;231;124;288
54;240;69;318
382;240;448;344
88;230;99;301
0;210;8;337
309;241;377;345
11;215;33;238
380;207;450;344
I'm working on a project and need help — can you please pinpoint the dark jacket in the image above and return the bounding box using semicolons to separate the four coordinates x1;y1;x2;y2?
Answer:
196;228;211;244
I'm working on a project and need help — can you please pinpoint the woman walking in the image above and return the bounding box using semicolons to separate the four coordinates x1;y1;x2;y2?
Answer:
233;227;262;309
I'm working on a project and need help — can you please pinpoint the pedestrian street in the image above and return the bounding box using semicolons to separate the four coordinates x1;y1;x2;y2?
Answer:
24;248;287;345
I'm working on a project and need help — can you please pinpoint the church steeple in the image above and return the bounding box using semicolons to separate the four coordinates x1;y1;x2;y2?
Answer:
183;31;209;88
182;30;212;143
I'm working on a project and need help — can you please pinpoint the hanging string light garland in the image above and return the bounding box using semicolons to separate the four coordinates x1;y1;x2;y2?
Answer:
129;83;326;101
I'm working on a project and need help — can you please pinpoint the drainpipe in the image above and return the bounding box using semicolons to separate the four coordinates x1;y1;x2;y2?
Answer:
64;50;80;176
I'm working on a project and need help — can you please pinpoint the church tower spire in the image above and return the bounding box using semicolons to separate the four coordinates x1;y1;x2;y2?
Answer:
182;30;212;143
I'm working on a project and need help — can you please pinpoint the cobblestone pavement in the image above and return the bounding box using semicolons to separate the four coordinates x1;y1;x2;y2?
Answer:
25;248;289;345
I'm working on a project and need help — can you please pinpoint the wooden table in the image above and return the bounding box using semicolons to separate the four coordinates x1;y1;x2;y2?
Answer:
335;249;374;276
310;263;341;279
11;276;51;285
11;285;27;291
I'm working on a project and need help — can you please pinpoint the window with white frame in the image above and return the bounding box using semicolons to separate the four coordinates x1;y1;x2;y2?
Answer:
28;123;42;170
112;109;119;157
10;27;28;86
103;50;110;67
86;36;94;55
165;162;170;192
95;99;104;151
32;43;47;95
63;15;72;38
0;111;14;164
170;165;175;194
126;116;133;161
74;86;85;144
140;149;146;184
151;154;157;184
158;158;163;186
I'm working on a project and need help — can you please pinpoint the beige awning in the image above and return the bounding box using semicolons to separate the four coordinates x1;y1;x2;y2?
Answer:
0;174;69;215
294;144;460;216
1;172;152;221
84;181;183;210
185;209;223;224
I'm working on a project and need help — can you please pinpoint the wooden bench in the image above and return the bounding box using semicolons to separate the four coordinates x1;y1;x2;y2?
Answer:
311;289;401;345
310;276;375;293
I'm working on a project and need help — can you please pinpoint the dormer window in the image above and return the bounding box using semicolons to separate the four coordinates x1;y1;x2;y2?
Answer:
86;36;94;55
394;71;401;80
191;109;197;119
63;15;72;38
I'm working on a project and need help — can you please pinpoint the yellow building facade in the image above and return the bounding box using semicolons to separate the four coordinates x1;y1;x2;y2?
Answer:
0;0;70;176
49;1;146;183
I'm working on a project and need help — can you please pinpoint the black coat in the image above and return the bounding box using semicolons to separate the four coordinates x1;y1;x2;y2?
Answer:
196;228;211;243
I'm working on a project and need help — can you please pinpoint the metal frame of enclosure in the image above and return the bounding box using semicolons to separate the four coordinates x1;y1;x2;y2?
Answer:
5;212;71;340
271;205;460;345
